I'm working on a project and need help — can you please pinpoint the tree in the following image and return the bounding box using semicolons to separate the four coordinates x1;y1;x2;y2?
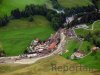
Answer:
0;0;2;4
73;48;77;52
28;16;33;22
84;32;92;42
0;15;9;27
24;49;28;54
11;8;21;19
87;46;90;52
51;13;65;30
50;0;61;9
0;50;5;57
91;50;97;56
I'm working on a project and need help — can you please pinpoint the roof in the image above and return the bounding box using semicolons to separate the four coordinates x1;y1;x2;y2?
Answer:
74;52;84;58
92;47;99;50
77;50;85;54
48;42;57;50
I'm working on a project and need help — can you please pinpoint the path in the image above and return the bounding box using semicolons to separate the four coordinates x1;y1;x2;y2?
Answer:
72;28;83;50
74;23;95;31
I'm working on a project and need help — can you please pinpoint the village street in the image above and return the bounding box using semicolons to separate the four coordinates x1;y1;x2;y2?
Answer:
0;29;67;64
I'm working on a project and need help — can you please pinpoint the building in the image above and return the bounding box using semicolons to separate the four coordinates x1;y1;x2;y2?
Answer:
75;24;89;29
71;51;85;59
92;47;100;51
48;42;57;51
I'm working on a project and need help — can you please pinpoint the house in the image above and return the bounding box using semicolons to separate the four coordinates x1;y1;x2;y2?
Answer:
66;16;74;24
31;38;39;46
66;29;75;37
26;53;37;58
75;24;89;29
71;50;85;59
92;47;100;51
48;42;57;51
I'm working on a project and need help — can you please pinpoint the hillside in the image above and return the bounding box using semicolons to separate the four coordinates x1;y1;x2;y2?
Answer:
0;0;51;17
0;0;94;17
62;20;100;69
0;16;55;56
58;0;93;8
0;0;99;75
0;55;99;75
75;20;100;69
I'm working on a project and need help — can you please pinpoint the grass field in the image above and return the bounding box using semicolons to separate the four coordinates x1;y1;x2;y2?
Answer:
80;41;92;53
0;55;97;75
0;64;29;74
75;20;100;37
0;0;94;17
75;28;90;37
73;20;100;69
58;0;93;8
0;0;50;17
62;20;100;69
0;16;55;56
93;20;100;30
62;38;80;58
75;50;100;69
62;39;92;58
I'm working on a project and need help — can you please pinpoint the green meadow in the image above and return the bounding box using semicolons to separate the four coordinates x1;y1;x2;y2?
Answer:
0;0;49;17
0;0;94;17
0;16;55;56
58;0;93;8
62;38;80;58
0;55;96;75
62;20;100;69
76;21;100;69
75;20;100;37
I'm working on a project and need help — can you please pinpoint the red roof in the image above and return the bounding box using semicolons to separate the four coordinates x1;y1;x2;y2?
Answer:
48;42;57;50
